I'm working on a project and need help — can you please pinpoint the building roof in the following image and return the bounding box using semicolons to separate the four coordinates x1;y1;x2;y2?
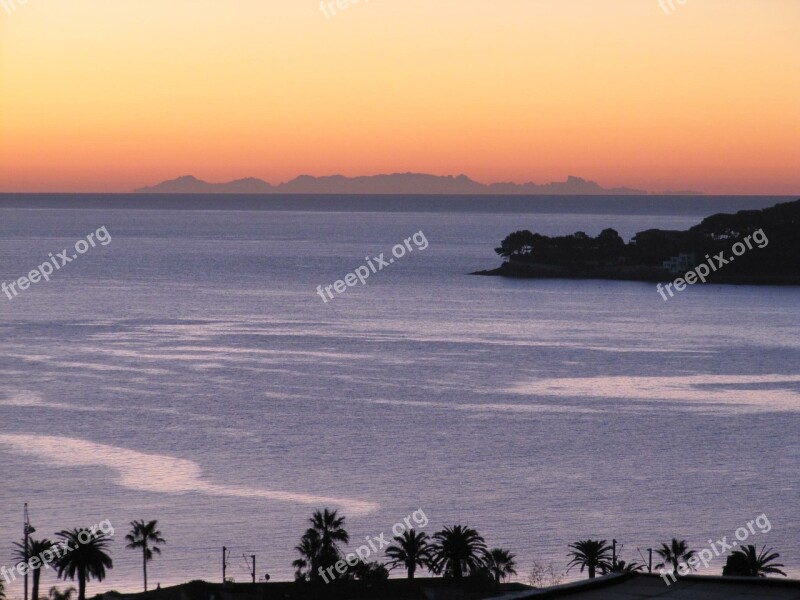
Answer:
489;572;800;600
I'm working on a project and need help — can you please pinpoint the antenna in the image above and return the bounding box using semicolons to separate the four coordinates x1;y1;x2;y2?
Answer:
636;546;648;570
241;554;256;584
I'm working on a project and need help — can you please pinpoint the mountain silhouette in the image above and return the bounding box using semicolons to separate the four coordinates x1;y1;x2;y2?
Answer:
134;173;663;195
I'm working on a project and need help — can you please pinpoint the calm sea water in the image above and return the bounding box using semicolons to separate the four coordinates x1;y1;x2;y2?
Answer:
1;197;798;593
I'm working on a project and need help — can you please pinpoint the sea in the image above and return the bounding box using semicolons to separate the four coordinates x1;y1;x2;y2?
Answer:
0;194;798;594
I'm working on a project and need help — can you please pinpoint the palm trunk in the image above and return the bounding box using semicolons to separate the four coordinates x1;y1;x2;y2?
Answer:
32;568;40;600
588;565;596;578
143;548;148;591
78;565;86;600
408;565;415;580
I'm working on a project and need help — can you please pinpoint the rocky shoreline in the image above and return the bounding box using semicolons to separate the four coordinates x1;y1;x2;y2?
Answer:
473;260;800;285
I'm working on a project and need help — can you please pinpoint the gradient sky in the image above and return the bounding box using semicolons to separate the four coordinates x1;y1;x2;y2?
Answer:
0;0;798;194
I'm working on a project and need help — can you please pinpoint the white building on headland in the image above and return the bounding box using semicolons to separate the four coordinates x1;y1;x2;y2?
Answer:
662;253;696;274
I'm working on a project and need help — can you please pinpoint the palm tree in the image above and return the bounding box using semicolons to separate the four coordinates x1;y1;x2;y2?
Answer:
655;539;696;575
601;546;644;574
606;559;644;573
13;538;55;600
295;509;349;581
723;545;786;577
124;520;165;591
48;587;77;600
486;548;517;585
429;525;488;579
54;528;113;600
292;531;321;581
291;555;309;581
385;529;433;580
567;540;612;579
0;577;5;600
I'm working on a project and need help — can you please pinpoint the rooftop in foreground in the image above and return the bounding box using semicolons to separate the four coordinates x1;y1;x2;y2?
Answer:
95;573;800;600
490;572;800;600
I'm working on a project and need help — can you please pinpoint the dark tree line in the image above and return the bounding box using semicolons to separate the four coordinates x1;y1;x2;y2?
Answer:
494;198;800;280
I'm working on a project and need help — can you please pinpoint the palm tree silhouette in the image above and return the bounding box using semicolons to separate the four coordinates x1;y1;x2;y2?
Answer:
292;532;321;581
295;509;349;581
48;587;76;600
430;525;488;579
655;539;696;575
124;520;165;591
54;528;113;600
567;540;612;579
602;546;644;574
0;576;6;600
723;545;786;577
13;538;55;600
605;559;644;573
486;548;517;584
385;529;432;579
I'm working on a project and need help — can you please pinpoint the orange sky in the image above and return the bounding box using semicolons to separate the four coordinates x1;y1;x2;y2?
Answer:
0;0;798;194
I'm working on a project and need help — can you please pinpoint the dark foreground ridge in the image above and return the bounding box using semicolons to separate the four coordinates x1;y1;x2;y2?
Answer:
90;573;800;600
91;578;530;600
476;199;800;285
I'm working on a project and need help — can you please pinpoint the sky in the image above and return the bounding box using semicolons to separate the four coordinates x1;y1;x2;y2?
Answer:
0;0;798;194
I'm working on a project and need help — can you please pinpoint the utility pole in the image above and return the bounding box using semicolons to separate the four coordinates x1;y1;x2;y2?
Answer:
612;539;617;567
648;548;653;573
251;555;256;584
222;547;228;583
23;504;35;600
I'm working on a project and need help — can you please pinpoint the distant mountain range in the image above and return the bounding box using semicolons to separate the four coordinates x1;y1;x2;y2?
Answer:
134;174;701;195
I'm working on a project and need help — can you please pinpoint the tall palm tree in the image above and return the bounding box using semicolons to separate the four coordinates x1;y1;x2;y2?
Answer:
124;520;165;591
385;529;433;580
13;538;55;600
655;539;696;575
430;525;488;579
54;528;113;600
486;548;517;585
48;587;77;600
295;509;349;581
723;545;786;577
567;540;612;579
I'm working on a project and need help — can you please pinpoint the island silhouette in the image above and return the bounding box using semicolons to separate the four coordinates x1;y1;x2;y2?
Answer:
477;199;800;284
